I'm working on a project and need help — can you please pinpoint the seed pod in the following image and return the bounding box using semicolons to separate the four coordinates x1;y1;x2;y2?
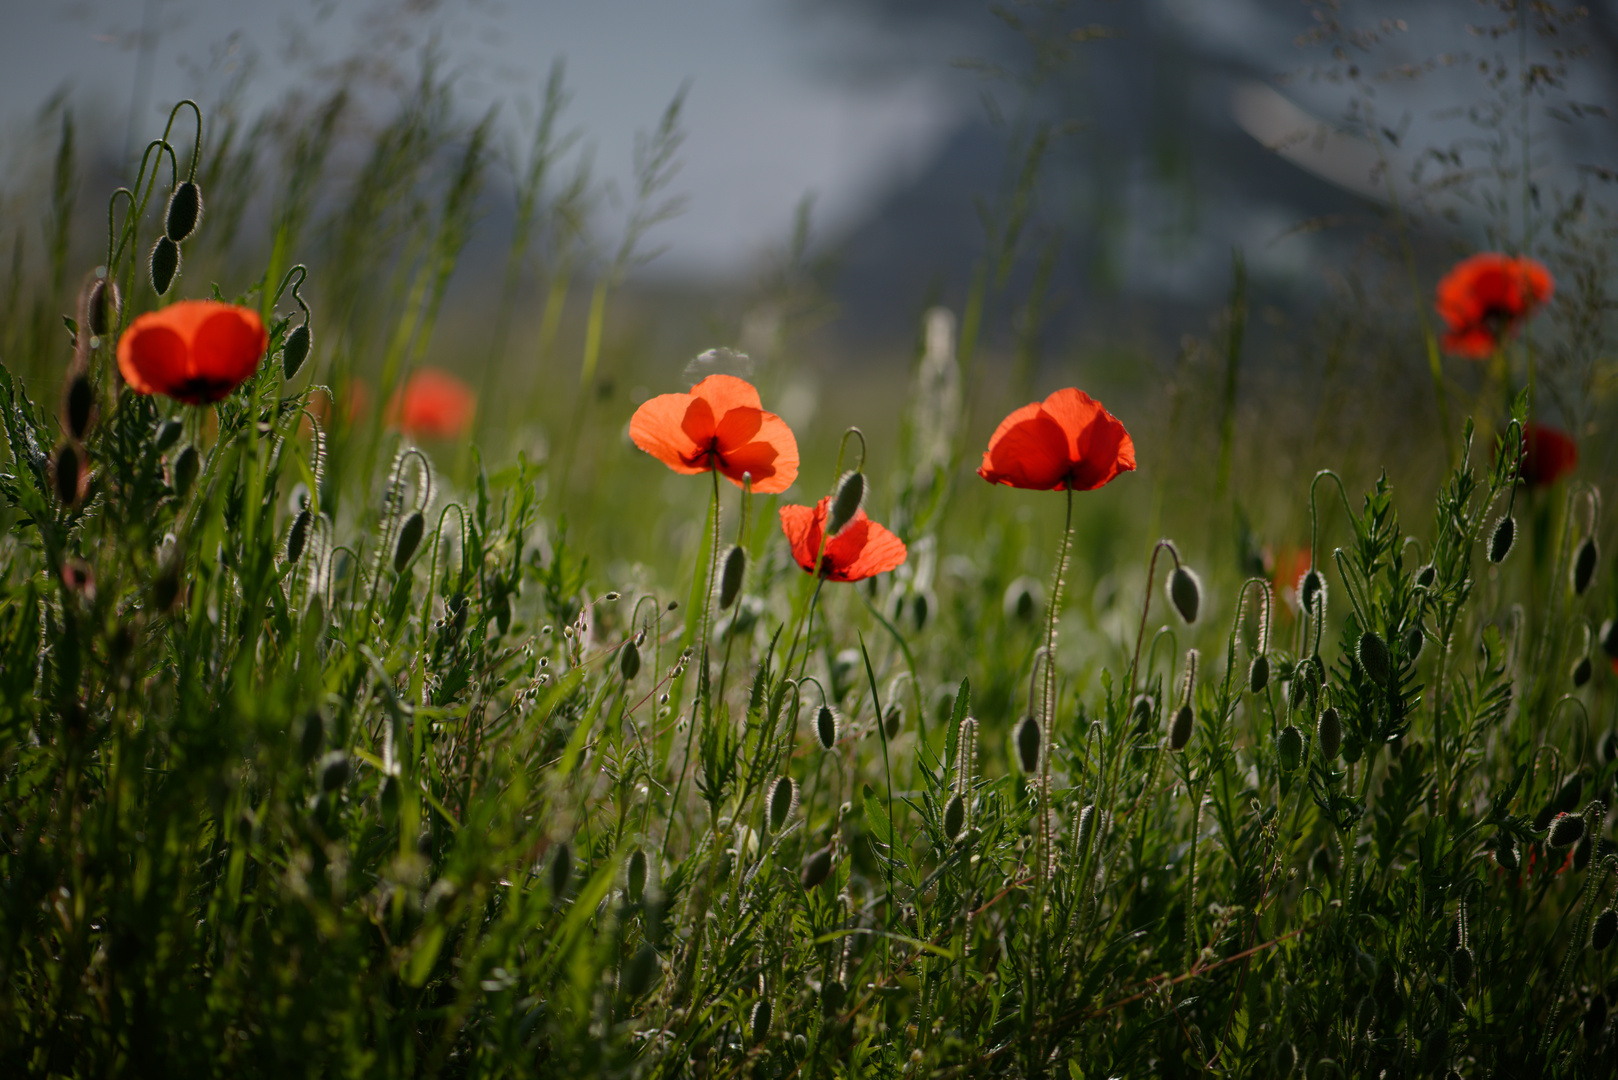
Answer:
1549;812;1584;849
1167;565;1201;625
942;792;966;842
816;705;837;750
1317;706;1342;761
298;710;324;764
1592;908;1617;951
1495;832;1519;871
286;508;312;563
791;1033;808;1060
1278;725;1303;772
1169;704;1194;751
1075;804;1098;854
884;703;903;739
1488;514;1515;564
164;181;202;242
549;842;572;898
1415;563;1437;589
1451;945;1473;990
821;979;846;1016
149;236;181;295
1571;537;1598;597
1602;619;1618;660
828;470;865;536
1357;630;1391;684
1299;568;1325;614
53;443;83;506
318;750;350;793
719;544;746;609
801;846;833;890
626;848;648;903
749;998;772;1044
619;639;641;681
1131;695;1155;731
155;419;184;452
1572;656;1592;688
1585;994;1608;1043
1014;714;1042;774
1248;654;1270;694
283;322;312;380
912;591;929;632
172;445;200;501
768;776;797;832
65;373;94;439
86;278;120;337
622;942;658;998
393;511;424;572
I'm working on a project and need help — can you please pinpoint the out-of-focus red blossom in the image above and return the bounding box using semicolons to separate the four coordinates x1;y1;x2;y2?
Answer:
1516;423;1578;488
779;497;907;583
978;388;1136;491
1435;252;1553;359
62;558;95;602
387;368;476;439
1265;546;1314;612
629;374;799;493
116;300;268;404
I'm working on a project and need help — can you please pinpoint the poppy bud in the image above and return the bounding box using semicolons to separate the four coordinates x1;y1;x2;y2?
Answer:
286;508;312;563
393;511;424;572
298;710;324;764
1602;619;1618;660
1278;725;1303;772
1014;714;1042;774
912;591;929;632
719;544;746;610
1416;563;1437;589
749;998;772;1044
884;703;903;739
1495;832;1518;870
1593;908;1617;951
283;322;312;380
1488;514;1515;564
165;181;202;242
1167;565;1201;625
86;278;120;337
1341;729;1362;764
622;943;658;999
1549;812;1584;849
1357;630;1391;684
1004;576;1042;622
149;236;181;295
821;978;846;1016
65;373;94;439
155;419;184;452
626;848;648;903
816;705;837;750
53;443;83;506
549;842;572;898
154;547;184;612
616;639;640;681
1604;731;1618;764
828;470;865;536
1131;694;1154;734
1572;537;1598;597
1169;704;1194;751
1451;945;1473;989
1572;656;1592;688
768;776;797;832
801;846;833;890
1248;654;1270;694
1317;706;1341;761
318;749;350;793
1299;568;1325;614
1406;626;1423;662
943;792;966;842
172;445;200;501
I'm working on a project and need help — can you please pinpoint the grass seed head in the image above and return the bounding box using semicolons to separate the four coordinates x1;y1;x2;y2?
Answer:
283;323;312;380
1488;514;1516;564
1014;714;1042;774
1169;704;1194;751
828;470;865;536
816;705;837;750
1592;908;1617;951
1167;565;1201;624
149;236;181;295
1278;725;1302;772
1317;706;1342;761
393;512;425;573
768;776;798;832
1573;537;1599;596
1549;812;1584;849
165;181;203;242
1357;630;1391;684
719;544;746;609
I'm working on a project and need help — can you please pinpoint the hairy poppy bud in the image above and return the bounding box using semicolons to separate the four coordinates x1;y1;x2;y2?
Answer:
619;639;641;681
821;979;846;1016
1278;725;1303;772
828;470;865;536
1406;626;1424;662
154;547;184;612
172;445;200;501
1004;576;1042;622
816;705;837;750
1488;514;1515;564
1169;704;1194;751
943;792;966;842
65;372;94;439
1593;908;1618;951
1586;995;1608;1043
768;776;797;832
1014;714;1042;774
318;749;349;793
86;278;120;337
1341;729;1362;764
393;511;424;572
801;846;833;890
283;322;312;380
1495;832;1518;871
165;181;202;242
1573;656;1592;688
1549;812;1584;849
622;943;658;998
1416;563;1436;589
884;703;902;739
1167;565;1201;625
1299;568;1325;614
1573;537;1598;597
1357;630;1391;684
1451;945;1473;989
298;710;323;764
1602;619;1618;660
1131;694;1154;735
155;419;184;452
149;236;180;295
1248;654;1270;694
549;842;572;898
912;591;929;632
749;999;772;1044
626;848;648;903
1317;706;1341;761
286;508;312;563
719;544;746;610
53;443;83;506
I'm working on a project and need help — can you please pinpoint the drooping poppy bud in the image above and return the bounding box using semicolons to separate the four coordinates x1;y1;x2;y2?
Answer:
884;703;903;739
719;544;746;610
1416;563;1437;589
155;419;184;451
53;442;84;506
828;470;866;536
1406;626;1424;662
86;278;120;337
1299;568;1325;614
626;848;648;903
1168;565;1201;624
1130;694;1154;733
619;639;641;681
1494;832;1518;871
1602;619;1618;660
943;792;966;842
801;846;833;889
1317;706;1342;761
1169;704;1194;751
749;998;772;1044
1573;538;1599;597
171;445;200;501
1248;654;1270;694
165;181;203;242
286;508;312;563
393;511;424;572
1573;656;1592;688
1488;515;1515;564
768;776;797;832
1278;725;1302;772
1014;714;1042;774
622;943;658;998
149;236;181;295
298;710;324;764
1593;908;1618;951
1549;812;1584;849
1451;945;1473;989
283;322;312;380
816;705;838;750
64;372;94;439
154;546;185;612
1358;630;1391;684
318;749;350;793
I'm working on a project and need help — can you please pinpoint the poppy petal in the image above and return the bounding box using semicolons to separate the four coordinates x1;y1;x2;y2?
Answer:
978;411;1071;490
117;322;187;396
187;308;267;394
630;391;708;475
689;373;763;415
839;517;907;581
779;502;823;572
718;411;799;493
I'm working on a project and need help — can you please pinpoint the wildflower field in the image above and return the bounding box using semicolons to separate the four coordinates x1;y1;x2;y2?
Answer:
3;3;1618;1078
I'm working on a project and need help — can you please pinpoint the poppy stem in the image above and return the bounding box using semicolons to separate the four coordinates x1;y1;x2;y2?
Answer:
1038;487;1074;891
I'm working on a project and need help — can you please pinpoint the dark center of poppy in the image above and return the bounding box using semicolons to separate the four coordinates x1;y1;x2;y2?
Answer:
170;376;241;405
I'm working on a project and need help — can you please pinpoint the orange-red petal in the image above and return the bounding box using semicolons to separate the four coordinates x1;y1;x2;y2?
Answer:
630;374;798;492
778;497;905;582
978;389;1135;491
116;300;267;404
630;390;708;475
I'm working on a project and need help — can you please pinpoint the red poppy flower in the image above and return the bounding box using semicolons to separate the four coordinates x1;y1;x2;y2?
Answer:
1435;253;1554;359
1517;423;1578;488
977;388;1136;491
779;497;907;582
116;300;268;404
629;374;799;493
1266;546;1313;612
387;368;476;439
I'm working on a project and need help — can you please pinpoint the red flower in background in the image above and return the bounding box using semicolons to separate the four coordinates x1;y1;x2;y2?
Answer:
388;368;476;439
1436;253;1553;359
630;374;799;493
978;388;1135;492
1266;546;1314;612
116;300;267;404
780;497;907;583
1517;423;1578;488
